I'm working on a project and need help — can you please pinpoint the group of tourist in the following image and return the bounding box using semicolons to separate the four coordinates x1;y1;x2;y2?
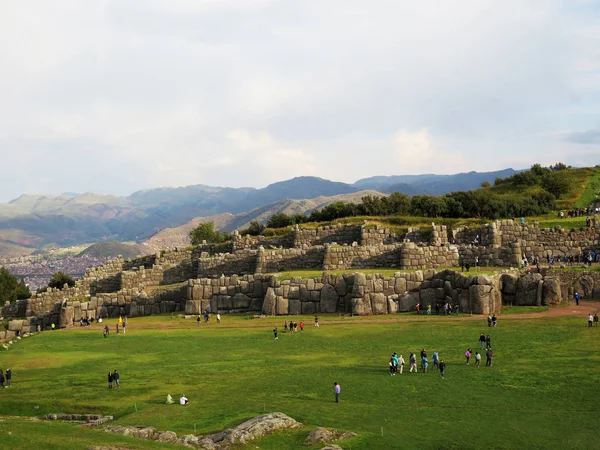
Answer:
558;208;594;219
587;314;599;327
388;350;447;377
107;369;120;389
197;311;221;325
416;303;460;315
102;316;127;337
0;369;12;388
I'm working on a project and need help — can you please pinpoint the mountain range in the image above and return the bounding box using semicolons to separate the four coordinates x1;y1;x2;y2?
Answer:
0;169;518;258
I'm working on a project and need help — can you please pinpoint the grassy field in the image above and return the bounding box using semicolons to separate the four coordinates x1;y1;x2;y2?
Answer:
272;266;519;281
1;313;599;449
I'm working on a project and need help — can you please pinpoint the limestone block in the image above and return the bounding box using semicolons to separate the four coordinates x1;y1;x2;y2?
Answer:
276;296;289;315
301;302;317;314
185;300;200;315
371;293;388;315
8;320;23;332
320;284;339;313
289;299;301;315
398;292;420;312
262;288;277;315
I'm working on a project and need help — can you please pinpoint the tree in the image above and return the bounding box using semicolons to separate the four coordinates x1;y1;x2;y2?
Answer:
241;221;265;236
189;221;230;245
0;267;31;303
382;192;411;215
48;271;75;290
266;213;292;229
541;171;570;198
480;181;491;188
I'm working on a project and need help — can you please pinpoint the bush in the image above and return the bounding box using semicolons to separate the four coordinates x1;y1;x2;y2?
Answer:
0;267;31;303
48;272;75;290
240;221;265;236
189;221;231;245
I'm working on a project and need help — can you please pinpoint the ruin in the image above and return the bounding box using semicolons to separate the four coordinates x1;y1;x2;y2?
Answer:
2;218;599;338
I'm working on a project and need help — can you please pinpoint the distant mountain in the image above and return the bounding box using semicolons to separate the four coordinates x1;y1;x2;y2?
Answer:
354;169;520;195
141;190;384;252
0;170;523;258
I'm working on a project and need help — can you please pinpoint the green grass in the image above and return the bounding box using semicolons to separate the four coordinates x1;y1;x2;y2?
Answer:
272;266;519;280
573;167;600;208
2;314;599;449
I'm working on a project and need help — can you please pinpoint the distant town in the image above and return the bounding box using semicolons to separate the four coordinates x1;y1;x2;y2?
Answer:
1;254;113;291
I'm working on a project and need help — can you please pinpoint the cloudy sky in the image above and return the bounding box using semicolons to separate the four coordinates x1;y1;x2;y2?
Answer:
1;0;599;202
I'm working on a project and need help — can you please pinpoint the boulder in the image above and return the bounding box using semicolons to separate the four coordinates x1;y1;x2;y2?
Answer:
289;299;301;315
574;275;595;298
8;320;23;332
156;431;178;443
59;306;74;328
542;278;562;305
262;288;277;315
185;300;200;315
515;273;543;306
351;297;372;315
469;284;492;314
320;284;339;313
276;296;289;315
387;297;398;314
104;426;157;440
307;427;333;443
398;292;420;312
232;293;252;309
206;412;301;445
370;293;388;315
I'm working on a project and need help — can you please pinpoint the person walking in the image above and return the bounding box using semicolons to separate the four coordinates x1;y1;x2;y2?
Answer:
409;353;417;373
422;356;429;373
113;370;120;389
439;360;446;379
574;292;580;306
427;304;432;315
486;335;492;349
197;315;201;326
465;348;471;365
5;368;11;387
0;370;4;388
284;320;288;332
416;303;421;315
475;352;481;367
334;382;341;403
116;323;120;334
487;315;492;327
398;354;405;374
594;313;599;327
588;314;594;328
122;316;127;334
216;313;221;324
479;333;486;350
389;357;396;376
314;316;319;327
273;327;278;340
104;325;109;337
420;349;427;370
432;351;439;369
299;321;304;332
392;353;399;374
108;371;113;389
492;315;497;327
486;348;493;367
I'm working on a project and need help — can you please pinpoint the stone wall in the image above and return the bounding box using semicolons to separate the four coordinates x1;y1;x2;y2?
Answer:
458;243;519;267
323;244;402;271
360;225;395;246
399;243;460;270
293;224;362;248
258;247;325;273
197;249;259;277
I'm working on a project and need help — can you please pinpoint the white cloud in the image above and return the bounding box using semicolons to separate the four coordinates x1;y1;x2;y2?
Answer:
0;1;599;201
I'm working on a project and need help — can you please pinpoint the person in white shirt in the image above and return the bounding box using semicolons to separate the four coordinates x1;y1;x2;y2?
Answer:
180;395;188;405
216;313;221;324
588;314;594;328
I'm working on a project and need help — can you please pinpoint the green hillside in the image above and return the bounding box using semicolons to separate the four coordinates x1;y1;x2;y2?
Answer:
78;241;141;259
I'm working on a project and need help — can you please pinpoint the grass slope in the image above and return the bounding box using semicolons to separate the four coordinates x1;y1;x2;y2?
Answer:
1;314;599;449
78;241;141;259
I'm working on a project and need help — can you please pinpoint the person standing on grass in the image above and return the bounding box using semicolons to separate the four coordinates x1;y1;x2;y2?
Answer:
487;315;492;327
197;315;201;326
398;354;405;374
588;314;594;328
284;320;288;332
104;324;109;337
389;357;396;376
475;352;481;367
439;360;446;379
492;315;497;327
422;356;429;373
108;371;113;389
334;382;341;403
409;353;417;373
486;335;492;349
479;333;486;350
299;321;304;332
122;316;127;334
416;303;421;315
216;313;221;324
420;349;427;370
465;348;471;365
432;351;439;369
594;313;599;327
314;316;319;327
273;327;278;340
0;370;4;388
486;348;493;367
427;304;432;315
113;370;120;389
574;292;580;306
5;368;11;387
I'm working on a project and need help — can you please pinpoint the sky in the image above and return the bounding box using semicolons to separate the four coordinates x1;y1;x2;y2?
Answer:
1;0;599;202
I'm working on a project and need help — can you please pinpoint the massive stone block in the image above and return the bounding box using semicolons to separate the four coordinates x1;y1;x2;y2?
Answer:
262;288;277;315
515;273;543;306
320;284;338;313
371;293;388;315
